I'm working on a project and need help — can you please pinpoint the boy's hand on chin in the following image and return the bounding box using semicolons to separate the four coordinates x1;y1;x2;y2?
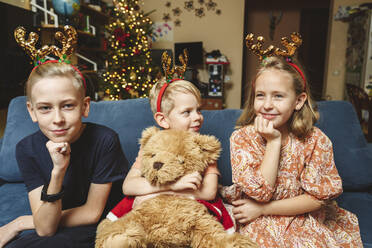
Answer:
46;141;71;172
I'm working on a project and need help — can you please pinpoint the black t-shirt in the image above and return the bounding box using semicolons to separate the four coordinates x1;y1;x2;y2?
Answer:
16;123;128;212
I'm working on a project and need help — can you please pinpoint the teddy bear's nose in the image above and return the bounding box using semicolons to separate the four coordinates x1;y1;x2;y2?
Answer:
153;162;163;170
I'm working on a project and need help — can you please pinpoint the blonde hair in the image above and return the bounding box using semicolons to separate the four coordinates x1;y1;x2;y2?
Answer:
237;56;319;139
26;62;85;101
149;78;202;115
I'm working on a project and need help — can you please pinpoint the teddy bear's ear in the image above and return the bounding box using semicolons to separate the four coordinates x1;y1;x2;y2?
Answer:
193;134;222;163
140;126;160;146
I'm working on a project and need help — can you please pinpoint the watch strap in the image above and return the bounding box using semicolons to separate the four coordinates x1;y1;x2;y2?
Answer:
41;184;65;202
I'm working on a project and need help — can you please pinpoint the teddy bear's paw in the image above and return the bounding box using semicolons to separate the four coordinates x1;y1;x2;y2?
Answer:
223;233;258;248
101;234;147;248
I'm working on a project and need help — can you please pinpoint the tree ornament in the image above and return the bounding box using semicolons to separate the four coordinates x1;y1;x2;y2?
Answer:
130;71;137;81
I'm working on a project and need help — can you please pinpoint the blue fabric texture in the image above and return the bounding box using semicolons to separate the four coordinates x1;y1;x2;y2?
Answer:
336;192;372;246
0;97;38;182
0;183;31;226
316;101;372;191
201;109;241;186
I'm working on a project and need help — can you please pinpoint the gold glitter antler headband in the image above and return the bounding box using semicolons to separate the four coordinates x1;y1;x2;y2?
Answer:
274;32;302;57
14;25;86;89
245;33;277;61
161;49;189;82
14;25;78;65
246;32;306;88
157;49;189;112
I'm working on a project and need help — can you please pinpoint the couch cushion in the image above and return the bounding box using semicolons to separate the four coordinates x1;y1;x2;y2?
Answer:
201;109;241;186
0;183;31;226
316;101;372;191
0;97;38;182
85;98;156;167
336;192;372;247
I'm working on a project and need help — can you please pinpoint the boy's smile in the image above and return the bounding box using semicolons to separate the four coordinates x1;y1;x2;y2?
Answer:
27;76;90;143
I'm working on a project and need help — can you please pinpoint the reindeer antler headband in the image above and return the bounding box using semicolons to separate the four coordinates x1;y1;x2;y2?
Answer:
246;32;306;89
14;25;86;89
157;49;189;112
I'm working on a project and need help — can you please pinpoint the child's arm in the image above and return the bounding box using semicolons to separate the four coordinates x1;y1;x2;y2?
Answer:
232;193;322;224
0;216;33;248
123;166;204;196
254;115;282;187
0;182;112;243
29;141;70;236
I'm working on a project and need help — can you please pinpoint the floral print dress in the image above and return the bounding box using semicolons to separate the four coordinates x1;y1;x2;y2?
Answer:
221;126;363;248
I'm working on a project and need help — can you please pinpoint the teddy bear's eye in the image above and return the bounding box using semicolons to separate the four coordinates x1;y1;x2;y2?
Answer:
151;154;156;158
178;159;185;164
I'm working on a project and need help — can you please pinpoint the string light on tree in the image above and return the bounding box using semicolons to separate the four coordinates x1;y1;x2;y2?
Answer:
103;0;157;100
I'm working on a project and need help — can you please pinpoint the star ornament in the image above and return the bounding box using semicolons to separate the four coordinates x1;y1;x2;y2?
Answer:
163;13;171;22
184;1;194;11
195;7;205;18
206;0;217;11
172;7;182;16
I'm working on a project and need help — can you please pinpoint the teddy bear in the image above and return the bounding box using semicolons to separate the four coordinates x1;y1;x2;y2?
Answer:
95;126;257;248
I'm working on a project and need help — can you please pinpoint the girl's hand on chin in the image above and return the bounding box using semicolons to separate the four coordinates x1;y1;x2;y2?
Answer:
254;115;281;142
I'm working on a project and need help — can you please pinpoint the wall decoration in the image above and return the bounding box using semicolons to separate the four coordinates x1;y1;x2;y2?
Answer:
269;11;283;40
195;7;205;18
159;0;222;27
206;0;217;11
184;1;194;11
172;7;182;16
175;19;181;26
152;22;174;42
163;13;171;22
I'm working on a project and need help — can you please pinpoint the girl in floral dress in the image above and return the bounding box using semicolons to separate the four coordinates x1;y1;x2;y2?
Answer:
221;54;362;247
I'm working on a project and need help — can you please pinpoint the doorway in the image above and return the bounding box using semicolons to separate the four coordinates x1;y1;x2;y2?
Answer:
241;0;330;106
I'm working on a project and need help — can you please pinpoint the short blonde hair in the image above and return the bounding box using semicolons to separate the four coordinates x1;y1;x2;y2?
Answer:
149;78;202;115
26;62;85;101
237;56;319;139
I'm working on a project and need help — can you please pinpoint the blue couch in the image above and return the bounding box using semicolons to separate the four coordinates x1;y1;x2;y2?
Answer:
1;96;372;246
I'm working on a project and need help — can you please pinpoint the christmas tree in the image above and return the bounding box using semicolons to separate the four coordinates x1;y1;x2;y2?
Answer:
103;0;157;100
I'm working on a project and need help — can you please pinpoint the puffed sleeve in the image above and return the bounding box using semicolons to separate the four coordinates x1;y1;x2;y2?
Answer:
300;128;343;200
230;126;275;202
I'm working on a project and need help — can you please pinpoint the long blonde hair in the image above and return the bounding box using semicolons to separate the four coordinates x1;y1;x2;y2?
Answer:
237;56;319;139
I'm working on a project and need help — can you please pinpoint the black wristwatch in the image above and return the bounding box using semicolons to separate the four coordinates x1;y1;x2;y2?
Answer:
41;184;65;202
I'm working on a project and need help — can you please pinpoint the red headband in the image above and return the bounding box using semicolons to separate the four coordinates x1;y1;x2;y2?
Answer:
286;58;306;90
156;78;181;112
31;60;87;91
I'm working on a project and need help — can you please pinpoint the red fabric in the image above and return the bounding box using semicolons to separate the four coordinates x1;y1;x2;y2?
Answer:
108;196;234;231
109;196;135;218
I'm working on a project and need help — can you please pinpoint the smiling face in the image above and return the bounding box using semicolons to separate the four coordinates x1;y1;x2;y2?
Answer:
254;69;306;134
27;76;90;143
163;91;204;132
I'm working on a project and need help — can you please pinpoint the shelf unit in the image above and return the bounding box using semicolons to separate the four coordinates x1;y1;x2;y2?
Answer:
29;0;110;71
